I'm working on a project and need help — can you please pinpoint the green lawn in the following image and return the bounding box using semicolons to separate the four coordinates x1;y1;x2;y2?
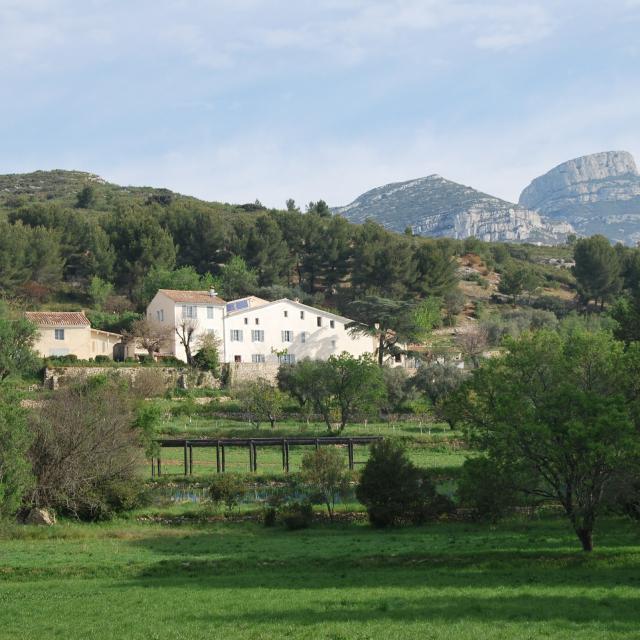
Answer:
2;516;640;639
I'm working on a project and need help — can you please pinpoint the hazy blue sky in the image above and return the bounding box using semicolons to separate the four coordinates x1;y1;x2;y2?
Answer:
1;1;639;207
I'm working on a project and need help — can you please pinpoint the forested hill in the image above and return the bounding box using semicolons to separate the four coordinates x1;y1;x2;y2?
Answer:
0;169;468;316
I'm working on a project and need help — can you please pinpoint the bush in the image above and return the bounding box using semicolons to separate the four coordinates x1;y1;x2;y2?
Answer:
27;377;145;521
131;368;167;398
0;399;33;519
457;457;521;523
280;501;313;530
208;474;245;513
356;440;454;527
300;447;351;519
94;355;110;364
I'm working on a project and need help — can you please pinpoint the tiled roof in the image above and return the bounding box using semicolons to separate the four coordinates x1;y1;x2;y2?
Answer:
25;311;91;327
159;289;226;304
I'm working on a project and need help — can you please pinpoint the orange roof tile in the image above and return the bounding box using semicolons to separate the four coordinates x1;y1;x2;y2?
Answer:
25;311;91;327
158;289;226;304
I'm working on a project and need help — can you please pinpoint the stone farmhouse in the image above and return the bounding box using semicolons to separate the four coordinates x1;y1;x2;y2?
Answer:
146;289;379;365
25;311;122;360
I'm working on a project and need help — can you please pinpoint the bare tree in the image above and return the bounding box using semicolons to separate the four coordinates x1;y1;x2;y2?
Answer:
175;318;199;366
455;325;489;368
125;318;172;359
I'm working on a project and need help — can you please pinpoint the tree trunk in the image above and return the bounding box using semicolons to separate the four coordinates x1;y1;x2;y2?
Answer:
576;527;593;552
378;334;384;367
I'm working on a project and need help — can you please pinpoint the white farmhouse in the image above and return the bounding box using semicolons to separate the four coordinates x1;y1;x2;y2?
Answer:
146;289;226;362
223;296;375;364
146;289;377;364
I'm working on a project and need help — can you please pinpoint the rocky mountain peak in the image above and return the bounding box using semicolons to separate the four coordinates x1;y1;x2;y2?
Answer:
518;151;640;244
519;151;638;211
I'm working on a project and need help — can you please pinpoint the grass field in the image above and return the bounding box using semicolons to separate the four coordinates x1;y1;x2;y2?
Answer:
2;515;640;639
152;414;468;477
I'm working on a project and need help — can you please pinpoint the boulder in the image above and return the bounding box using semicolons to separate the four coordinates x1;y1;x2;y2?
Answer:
24;508;56;526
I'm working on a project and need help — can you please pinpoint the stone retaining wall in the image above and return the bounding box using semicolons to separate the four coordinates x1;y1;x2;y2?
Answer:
43;366;219;391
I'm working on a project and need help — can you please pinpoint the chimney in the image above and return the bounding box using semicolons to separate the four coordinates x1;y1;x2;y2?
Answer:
209;288;217;297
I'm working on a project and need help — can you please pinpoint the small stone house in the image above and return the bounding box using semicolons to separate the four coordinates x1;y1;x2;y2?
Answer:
25;311;122;360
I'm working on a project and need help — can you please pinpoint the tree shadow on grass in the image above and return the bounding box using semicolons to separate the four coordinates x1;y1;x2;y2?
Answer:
121;518;640;633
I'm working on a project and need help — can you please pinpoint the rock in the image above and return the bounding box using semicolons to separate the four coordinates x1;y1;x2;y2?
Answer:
519;151;640;245
24;508;56;526
334;174;572;244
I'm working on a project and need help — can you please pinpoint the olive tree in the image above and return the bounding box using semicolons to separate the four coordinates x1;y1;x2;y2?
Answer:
451;329;640;551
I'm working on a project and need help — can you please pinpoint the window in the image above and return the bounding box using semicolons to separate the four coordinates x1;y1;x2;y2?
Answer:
251;330;264;342
395;354;402;363
330;320;335;329
300;331;308;343
331;340;336;348
207;307;214;319
254;318;260;325
54;329;65;341
278;354;296;365
252;354;266;363
317;317;322;327
230;330;243;342
234;355;242;363
281;330;293;342
300;310;305;319
156;309;164;322
284;310;288;318
182;305;196;319
244;318;248;325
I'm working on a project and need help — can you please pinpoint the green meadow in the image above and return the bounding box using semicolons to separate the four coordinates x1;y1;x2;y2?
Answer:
2;516;640;639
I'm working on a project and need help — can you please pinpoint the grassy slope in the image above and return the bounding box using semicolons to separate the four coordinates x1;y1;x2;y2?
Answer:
1;517;640;639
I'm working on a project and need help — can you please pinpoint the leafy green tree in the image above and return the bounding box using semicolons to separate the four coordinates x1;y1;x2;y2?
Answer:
88;276;114;309
412;240;458;297
214;256;258;300
443;288;465;326
347;296;438;366
76;184;97;209
0;309;39;383
0;398;34;519
573;235;622;309
351;221;415;298
245;214;292;286
451;329;640;551
106;206;176;295
327;353;386;432
139;265;214;306
498;262;540;304
300;447;351;520
193;332;221;376
234;378;284;429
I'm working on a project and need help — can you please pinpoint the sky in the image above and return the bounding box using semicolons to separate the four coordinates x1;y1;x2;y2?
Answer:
1;0;639;208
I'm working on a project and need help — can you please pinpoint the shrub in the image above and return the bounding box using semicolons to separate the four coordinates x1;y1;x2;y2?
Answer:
457;458;523;523
280;501;313;530
27;377;145;521
356;440;453;527
132;368;167;398
193;333;221;376
0;399;33;519
300;447;351;519
208;474;245;513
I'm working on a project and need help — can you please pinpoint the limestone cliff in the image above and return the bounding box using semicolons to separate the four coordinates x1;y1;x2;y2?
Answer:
519;151;640;244
334;175;572;244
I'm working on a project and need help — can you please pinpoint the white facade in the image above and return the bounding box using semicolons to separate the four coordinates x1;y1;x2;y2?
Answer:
147;291;377;364
224;298;375;365
146;289;226;362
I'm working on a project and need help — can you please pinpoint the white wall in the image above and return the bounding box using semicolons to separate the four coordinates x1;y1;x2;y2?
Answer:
147;292;225;362
223;300;376;364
